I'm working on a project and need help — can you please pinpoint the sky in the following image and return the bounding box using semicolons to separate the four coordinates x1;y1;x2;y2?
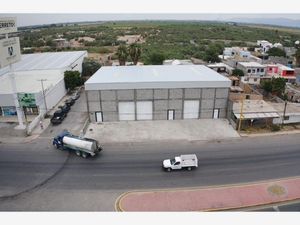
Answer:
1;13;300;27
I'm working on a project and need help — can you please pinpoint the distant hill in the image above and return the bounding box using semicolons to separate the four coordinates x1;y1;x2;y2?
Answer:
230;17;300;28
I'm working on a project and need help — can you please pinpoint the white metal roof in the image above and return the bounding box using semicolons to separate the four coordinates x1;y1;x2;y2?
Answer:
0;70;63;94
0;51;87;76
85;65;231;90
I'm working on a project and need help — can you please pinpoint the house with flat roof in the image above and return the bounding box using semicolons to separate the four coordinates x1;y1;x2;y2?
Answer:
85;65;231;122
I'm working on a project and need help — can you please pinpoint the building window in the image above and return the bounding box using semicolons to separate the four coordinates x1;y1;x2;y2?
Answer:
2;106;17;116
246;95;250;99
252;69;256;73
284;116;290;120
253;78;258;82
260;68;264;73
247;69;251;73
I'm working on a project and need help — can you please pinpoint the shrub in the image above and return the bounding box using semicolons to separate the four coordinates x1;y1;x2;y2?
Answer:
270;124;281;132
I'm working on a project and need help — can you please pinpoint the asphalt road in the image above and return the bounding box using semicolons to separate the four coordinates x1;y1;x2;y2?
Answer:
0;133;299;211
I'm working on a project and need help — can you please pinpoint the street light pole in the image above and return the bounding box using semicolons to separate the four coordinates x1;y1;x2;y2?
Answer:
238;97;244;133
37;79;48;115
281;100;288;127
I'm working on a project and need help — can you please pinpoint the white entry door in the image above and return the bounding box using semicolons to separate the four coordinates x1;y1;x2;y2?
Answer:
95;111;103;122
213;108;220;119
183;100;199;119
167;109;175;120
136;101;153;120
118;102;135;121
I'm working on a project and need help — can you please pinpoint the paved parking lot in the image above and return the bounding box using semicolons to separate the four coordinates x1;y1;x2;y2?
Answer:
85;119;240;144
40;90;88;138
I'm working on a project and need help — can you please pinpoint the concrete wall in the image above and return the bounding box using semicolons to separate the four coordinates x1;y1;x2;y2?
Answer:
86;87;229;122
273;114;300;124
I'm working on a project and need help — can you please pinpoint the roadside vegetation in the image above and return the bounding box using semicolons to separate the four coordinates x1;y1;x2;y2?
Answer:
19;21;300;64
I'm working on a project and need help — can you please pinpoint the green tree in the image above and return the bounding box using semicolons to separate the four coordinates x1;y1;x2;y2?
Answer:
262;77;286;96
271;77;286;96
267;47;286;57
262;80;272;94
64;71;83;90
295;48;300;66
203;45;221;63
145;52;165;65
82;59;101;77
128;43;142;65
232;69;244;77
117;44;128;66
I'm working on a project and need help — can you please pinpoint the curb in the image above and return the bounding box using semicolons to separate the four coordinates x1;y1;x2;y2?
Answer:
115;176;300;212
240;130;300;138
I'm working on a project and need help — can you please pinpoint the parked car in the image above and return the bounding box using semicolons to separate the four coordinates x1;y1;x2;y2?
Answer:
71;92;80;100
58;104;70;114
50;109;67;125
65;98;75;107
162;154;198;172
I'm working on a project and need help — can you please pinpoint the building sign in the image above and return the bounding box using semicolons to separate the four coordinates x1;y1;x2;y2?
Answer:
18;93;36;107
0;17;17;34
0;37;21;68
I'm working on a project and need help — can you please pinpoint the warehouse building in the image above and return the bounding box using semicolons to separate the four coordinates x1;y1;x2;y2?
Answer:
0;51;87;118
85;65;231;122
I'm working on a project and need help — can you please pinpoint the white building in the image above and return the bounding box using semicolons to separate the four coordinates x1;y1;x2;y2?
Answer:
0;51;87;118
237;62;266;85
257;40;273;53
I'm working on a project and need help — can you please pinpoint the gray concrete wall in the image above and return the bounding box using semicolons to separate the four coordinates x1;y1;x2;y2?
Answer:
86;87;229;122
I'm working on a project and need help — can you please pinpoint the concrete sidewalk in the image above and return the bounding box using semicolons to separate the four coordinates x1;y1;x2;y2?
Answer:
116;177;300;211
85;119;240;144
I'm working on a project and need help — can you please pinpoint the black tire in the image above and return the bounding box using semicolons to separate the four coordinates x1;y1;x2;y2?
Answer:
82;152;88;158
167;168;171;172
187;167;192;171
75;150;81;156
55;143;59;149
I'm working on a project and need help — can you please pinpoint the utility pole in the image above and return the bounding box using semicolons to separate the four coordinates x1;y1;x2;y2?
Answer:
37;79;48;115
238;97;244;133
281;100;288;127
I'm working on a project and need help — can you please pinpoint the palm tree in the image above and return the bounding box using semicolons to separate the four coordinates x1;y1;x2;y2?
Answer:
128;43;142;65
117;45;128;66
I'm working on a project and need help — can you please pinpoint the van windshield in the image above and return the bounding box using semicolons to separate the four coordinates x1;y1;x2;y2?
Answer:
170;158;176;164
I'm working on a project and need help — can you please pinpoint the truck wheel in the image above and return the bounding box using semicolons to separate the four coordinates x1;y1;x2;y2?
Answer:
82;152;88;158
167;168;171;172
75;150;81;156
187;167;192;171
55;144;59;149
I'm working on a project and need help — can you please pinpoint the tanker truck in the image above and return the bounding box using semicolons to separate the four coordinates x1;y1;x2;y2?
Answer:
52;130;102;158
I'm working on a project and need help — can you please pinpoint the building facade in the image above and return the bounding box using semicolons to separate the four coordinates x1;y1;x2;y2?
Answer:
0;51;87;118
85;65;231;122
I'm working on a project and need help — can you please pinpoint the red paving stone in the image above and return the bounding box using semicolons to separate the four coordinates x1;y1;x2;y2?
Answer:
118;177;300;211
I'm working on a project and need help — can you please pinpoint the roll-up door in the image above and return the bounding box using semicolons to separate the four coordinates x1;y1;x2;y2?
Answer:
183;100;199;119
118;102;135;121
136;101;153;120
